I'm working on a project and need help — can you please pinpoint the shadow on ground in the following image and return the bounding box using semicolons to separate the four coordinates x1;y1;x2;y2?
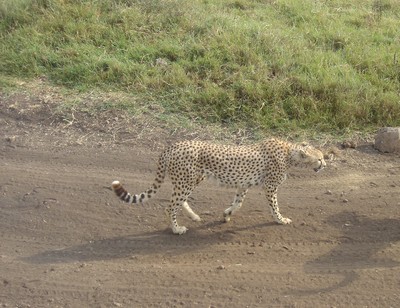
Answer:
22;220;276;264
291;211;400;295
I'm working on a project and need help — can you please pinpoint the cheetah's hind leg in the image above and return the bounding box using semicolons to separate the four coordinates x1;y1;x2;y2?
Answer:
166;187;190;235
166;203;188;235
182;201;201;222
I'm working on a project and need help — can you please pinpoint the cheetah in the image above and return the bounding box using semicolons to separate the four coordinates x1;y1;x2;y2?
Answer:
111;138;326;235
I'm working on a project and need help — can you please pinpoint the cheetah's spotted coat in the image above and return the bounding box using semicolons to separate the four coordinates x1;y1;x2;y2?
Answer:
112;138;326;234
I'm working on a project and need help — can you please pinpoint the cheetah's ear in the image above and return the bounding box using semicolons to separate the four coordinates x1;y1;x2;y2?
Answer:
299;149;307;158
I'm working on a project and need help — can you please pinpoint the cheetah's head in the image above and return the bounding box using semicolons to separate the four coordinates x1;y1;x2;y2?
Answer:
290;144;326;172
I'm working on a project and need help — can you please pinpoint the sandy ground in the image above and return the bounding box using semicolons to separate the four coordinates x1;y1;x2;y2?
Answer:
1;89;400;307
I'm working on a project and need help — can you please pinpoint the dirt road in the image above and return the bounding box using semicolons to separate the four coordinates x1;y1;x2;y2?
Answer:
1;92;400;307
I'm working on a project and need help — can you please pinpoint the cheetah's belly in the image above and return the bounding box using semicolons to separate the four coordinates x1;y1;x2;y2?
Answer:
204;169;265;188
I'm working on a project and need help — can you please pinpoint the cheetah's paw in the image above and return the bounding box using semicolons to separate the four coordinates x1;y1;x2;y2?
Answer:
191;214;201;222
172;226;188;235
279;217;292;225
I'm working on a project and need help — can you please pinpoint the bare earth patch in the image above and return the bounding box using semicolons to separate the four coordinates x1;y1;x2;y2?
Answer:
1;85;399;307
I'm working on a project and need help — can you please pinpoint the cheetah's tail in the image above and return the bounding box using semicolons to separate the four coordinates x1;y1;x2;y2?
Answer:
111;152;167;204
111;178;165;204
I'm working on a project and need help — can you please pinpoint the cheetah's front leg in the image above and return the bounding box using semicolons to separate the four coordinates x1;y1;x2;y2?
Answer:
223;188;248;222
265;185;292;225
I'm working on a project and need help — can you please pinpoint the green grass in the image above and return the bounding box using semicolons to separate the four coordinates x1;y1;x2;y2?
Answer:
1;0;399;133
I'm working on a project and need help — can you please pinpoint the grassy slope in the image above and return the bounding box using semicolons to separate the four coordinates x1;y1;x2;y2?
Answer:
0;0;399;133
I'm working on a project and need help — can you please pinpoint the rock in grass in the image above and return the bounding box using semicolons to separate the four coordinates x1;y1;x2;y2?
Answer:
374;127;400;153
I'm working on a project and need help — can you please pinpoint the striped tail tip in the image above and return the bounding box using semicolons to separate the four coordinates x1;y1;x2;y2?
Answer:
111;180;121;191
111;180;129;202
